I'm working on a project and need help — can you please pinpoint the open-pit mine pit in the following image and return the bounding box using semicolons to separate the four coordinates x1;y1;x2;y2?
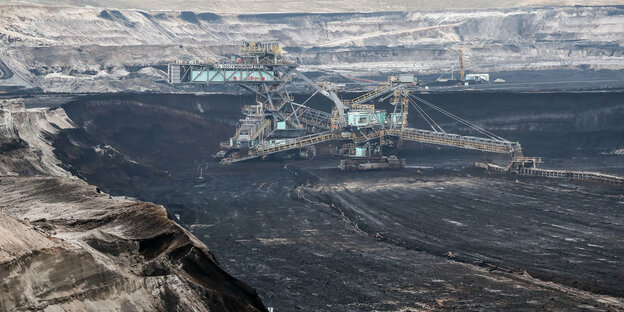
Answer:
1;1;624;311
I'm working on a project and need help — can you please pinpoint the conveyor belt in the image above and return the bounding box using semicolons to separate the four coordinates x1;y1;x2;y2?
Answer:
223;126;521;164
388;128;521;154
225;131;343;163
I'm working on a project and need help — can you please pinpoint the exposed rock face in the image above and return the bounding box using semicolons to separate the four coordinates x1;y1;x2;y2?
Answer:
0;98;74;176
0;100;267;311
9;0;623;12
0;4;623;92
0;177;267;311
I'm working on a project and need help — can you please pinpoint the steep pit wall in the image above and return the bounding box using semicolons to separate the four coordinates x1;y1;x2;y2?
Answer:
0;98;73;176
1;5;623;92
0;98;268;311
0;176;267;311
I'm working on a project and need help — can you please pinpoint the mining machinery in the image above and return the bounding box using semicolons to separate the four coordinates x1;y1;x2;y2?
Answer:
169;41;531;171
459;48;465;82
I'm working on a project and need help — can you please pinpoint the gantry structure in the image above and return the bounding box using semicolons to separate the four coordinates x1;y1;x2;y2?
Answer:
169;41;527;169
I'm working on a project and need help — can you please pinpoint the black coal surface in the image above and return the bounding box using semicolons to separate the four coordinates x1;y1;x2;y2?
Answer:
53;91;624;311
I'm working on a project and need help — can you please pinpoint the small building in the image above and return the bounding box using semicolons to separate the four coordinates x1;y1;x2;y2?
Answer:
347;110;386;127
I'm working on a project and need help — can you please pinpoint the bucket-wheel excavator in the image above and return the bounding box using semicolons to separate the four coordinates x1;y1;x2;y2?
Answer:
168;41;538;171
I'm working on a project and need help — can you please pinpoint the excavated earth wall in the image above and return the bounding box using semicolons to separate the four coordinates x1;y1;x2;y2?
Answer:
0;5;623;92
0;98;267;311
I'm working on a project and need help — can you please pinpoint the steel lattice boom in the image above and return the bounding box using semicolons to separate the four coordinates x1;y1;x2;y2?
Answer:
169;41;530;170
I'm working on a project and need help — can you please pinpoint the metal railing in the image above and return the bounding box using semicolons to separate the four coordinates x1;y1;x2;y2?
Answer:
297;107;332;129
386;128;521;154
225;126;522;163
224;131;344;163
342;84;392;106
249;119;272;141
253;131;341;156
519;168;624;185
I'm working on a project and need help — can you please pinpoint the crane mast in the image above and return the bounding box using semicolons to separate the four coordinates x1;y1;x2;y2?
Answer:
459;48;465;82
